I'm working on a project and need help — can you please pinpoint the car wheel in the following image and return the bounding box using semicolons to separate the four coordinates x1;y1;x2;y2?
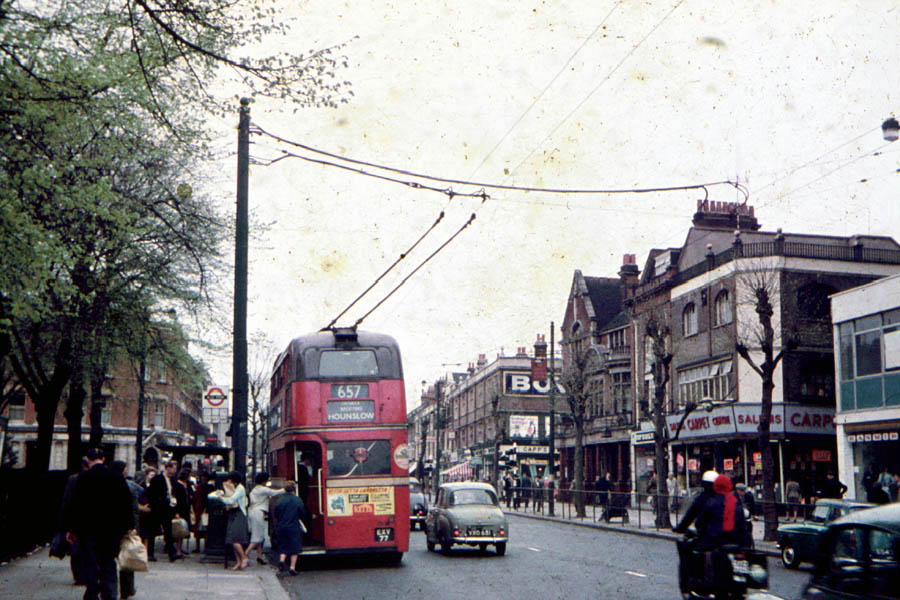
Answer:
781;544;800;569
426;538;435;552
495;542;506;556
439;530;452;555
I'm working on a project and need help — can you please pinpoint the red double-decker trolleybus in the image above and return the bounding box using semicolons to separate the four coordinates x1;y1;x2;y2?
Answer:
268;327;410;562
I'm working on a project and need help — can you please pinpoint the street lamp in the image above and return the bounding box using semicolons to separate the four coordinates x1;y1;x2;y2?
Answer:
882;117;899;142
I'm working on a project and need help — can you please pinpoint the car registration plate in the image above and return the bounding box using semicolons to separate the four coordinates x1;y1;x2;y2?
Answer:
374;528;394;542
732;559;750;574
467;528;491;537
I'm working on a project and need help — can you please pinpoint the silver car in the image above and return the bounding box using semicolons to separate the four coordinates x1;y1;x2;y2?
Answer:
425;482;508;556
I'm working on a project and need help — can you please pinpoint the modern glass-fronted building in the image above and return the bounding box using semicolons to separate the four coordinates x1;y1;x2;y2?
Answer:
832;273;900;500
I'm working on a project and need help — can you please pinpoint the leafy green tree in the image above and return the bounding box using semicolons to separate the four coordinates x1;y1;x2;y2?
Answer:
1;0;352;472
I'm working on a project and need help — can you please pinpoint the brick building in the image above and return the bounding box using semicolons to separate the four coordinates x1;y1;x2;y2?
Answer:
558;263;636;491
3;353;207;473
627;200;900;498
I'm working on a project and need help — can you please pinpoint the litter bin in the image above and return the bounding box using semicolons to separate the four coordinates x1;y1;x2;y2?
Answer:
202;495;231;566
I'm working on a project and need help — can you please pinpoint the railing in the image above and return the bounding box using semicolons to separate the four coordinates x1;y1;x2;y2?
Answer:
499;488;817;535
659;240;900;291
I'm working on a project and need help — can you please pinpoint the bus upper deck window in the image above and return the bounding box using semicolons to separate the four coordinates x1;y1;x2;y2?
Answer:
320;350;378;378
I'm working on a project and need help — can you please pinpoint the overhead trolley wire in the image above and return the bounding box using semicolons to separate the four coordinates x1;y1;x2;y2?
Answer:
466;0;623;183
252;124;748;200
352;213;477;329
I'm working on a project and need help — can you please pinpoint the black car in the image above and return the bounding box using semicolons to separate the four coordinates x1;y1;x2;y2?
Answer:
410;478;428;531
792;502;900;600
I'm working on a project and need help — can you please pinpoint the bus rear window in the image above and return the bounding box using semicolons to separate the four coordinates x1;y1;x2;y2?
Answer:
327;440;391;477
319;350;378;377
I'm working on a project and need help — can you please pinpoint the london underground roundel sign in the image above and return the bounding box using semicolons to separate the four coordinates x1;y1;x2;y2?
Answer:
204;387;227;408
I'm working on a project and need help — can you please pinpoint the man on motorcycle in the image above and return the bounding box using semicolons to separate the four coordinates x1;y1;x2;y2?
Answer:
674;470;719;534
695;475;752;550
679;474;753;598
673;470;719;591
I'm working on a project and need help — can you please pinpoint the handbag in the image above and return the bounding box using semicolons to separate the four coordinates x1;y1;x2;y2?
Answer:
49;530;69;559
171;517;189;540
118;530;148;572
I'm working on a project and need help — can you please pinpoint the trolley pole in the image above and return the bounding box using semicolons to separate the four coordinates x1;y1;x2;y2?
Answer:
231;98;250;476
548;321;556;517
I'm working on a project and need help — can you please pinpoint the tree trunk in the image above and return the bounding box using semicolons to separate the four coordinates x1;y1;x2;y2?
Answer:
573;420;585;517
759;374;778;541
653;384;671;528
88;370;105;447
32;394;59;473
65;362;87;473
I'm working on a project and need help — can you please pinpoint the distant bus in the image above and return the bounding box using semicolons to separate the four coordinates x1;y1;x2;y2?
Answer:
268;327;410;562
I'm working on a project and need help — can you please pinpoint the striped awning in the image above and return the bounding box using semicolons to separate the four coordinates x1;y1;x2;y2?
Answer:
441;460;473;481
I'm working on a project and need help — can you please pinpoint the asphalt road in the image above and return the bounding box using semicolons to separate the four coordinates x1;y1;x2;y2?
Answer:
280;515;811;600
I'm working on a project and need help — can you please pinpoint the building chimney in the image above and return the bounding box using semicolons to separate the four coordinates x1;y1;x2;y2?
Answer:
619;253;639;301
692;200;761;231
476;353;488;368
533;333;548;359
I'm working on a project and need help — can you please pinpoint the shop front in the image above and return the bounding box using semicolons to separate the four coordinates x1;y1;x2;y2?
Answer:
665;403;836;501
839;420;900;500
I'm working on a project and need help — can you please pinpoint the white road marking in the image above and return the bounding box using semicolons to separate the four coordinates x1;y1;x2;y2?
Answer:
624;570;648;578
527;547;541;552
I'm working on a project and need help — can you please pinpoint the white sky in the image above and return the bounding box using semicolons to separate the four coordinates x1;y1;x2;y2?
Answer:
200;0;900;412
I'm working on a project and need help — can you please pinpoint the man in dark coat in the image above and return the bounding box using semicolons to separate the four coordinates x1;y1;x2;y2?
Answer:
146;460;182;561
816;471;848;499
673;470;720;593
595;472;613;509
271;482;310;577
63;448;134;600
60;457;90;585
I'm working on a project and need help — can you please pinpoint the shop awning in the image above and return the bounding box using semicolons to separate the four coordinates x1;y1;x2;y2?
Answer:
441;460;473;481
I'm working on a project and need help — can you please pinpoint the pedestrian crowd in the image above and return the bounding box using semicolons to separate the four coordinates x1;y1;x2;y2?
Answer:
54;447;313;599
500;470;556;511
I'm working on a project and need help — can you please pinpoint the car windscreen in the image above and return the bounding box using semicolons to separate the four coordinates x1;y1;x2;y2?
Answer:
450;488;498;506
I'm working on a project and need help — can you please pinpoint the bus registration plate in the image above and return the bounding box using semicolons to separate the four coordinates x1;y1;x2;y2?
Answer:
374;528;394;542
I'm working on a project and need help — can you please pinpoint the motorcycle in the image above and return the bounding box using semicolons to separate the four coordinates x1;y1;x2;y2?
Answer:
679;532;771;600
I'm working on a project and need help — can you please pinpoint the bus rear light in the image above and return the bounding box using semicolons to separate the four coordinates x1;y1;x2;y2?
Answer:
499;528;505;536
453;529;460;537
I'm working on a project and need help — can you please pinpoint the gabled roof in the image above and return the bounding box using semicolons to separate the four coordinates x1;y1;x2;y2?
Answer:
583;276;624;331
639;248;680;284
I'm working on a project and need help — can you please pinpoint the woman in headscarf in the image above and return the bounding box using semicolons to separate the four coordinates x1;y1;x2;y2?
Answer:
211;471;251;570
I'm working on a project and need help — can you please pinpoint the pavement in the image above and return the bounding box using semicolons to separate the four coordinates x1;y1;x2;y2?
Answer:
0;543;290;600
502;499;783;557
0;501;785;599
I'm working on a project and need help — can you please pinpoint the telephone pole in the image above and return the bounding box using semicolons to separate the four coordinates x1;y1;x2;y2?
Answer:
231;98;250;476
548;321;556;517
